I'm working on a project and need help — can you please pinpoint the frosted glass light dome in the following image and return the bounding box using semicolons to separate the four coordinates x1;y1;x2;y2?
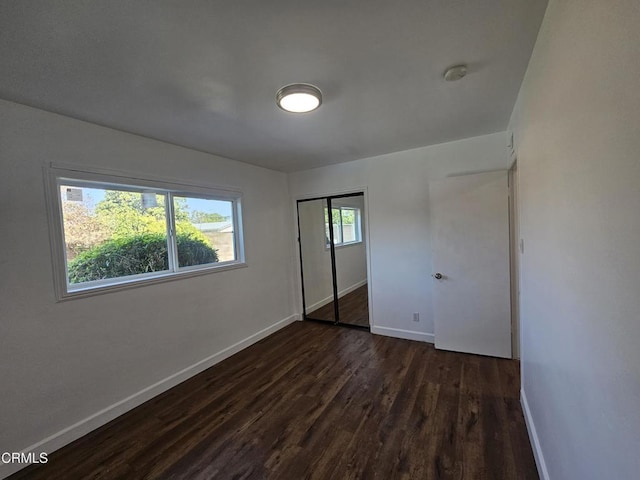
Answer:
276;84;322;113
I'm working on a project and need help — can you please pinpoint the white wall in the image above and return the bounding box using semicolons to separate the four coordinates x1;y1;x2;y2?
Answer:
509;1;640;478
0;100;295;478
289;132;511;341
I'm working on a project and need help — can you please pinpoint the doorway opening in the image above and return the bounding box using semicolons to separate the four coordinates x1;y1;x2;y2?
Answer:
296;193;370;330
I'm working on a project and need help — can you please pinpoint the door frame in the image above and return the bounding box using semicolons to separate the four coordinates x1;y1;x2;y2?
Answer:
292;187;373;329
508;160;522;359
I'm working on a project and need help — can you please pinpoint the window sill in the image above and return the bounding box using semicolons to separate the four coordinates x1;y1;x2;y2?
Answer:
325;240;363;251
58;261;248;302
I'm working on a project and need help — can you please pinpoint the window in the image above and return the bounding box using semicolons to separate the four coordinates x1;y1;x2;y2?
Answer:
48;166;244;298
325;206;362;247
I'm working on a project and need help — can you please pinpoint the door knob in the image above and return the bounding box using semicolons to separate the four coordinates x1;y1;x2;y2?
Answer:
434;273;443;280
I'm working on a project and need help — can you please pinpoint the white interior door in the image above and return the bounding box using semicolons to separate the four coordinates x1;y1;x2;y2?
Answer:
429;171;511;358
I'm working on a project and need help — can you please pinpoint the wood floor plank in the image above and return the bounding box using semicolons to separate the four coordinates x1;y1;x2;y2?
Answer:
36;325;318;479
455;354;483;479
10;322;538;480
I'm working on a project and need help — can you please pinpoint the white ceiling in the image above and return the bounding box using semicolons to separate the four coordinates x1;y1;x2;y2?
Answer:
0;1;547;172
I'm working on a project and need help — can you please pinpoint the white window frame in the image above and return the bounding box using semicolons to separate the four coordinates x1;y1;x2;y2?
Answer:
325;206;362;248
45;164;246;301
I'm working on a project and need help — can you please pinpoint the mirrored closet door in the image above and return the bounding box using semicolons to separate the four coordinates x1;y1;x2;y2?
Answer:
297;193;369;329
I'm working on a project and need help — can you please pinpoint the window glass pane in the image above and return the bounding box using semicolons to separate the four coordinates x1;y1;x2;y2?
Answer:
331;207;342;244
331;208;343;245
60;185;169;285
341;208;357;243
174;196;235;266
324;208;329;246
324;207;342;245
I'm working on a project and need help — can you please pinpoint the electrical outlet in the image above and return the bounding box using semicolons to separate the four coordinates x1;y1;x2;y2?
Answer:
413;312;420;322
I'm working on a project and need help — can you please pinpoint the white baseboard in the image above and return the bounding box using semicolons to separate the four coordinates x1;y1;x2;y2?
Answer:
306;279;367;313
521;388;550;480
0;314;298;480
371;326;434;343
339;279;367;297
306;296;332;313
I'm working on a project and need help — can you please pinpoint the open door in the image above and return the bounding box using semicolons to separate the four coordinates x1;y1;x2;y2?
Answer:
429;171;511;358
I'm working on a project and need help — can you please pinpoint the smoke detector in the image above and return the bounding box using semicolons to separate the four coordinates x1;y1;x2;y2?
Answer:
443;65;467;81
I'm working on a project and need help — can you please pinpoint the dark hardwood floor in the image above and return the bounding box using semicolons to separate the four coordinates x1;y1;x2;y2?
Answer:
11;322;538;480
308;284;369;327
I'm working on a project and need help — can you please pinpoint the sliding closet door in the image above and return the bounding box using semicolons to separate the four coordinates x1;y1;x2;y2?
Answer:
298;199;336;322
331;195;369;328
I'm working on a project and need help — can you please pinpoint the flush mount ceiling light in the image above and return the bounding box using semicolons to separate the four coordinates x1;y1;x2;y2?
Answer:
276;83;322;113
443;64;467;81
